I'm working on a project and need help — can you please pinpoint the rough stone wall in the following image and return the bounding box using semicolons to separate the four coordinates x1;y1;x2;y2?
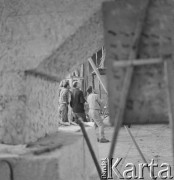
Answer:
0;72;27;144
0;0;106;70
0;0;106;144
25;74;59;142
0;72;60;144
125;0;173;124
104;0;174;124
37;8;104;81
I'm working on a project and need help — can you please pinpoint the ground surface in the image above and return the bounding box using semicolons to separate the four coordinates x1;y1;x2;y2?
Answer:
0;124;172;180
98;124;173;180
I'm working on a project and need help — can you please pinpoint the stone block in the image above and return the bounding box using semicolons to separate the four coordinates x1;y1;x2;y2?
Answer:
0;126;99;180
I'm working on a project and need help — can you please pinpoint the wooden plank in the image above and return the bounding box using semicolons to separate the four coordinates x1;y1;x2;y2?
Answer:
163;58;174;164
80;64;84;91
88;58;108;94
113;58;162;67
69;76;73;88
99;81;102;99
83;61;89;95
99;46;105;68
103;0;152;159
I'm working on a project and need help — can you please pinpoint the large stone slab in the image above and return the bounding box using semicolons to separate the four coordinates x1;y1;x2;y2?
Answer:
0;126;99;180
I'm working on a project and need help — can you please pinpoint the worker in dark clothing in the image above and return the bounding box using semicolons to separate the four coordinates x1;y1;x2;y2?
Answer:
70;81;88;123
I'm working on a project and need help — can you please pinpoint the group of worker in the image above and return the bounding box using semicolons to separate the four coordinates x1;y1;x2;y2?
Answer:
58;80;109;143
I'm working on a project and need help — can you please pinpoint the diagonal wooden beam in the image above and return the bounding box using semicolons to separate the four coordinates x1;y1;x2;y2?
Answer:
103;0;152;159
88;58;108;94
77;120;102;180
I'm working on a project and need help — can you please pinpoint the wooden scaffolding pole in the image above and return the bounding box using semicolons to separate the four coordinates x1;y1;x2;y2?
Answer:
164;58;174;164
105;0;152;159
113;58;162;67
88;58;108;94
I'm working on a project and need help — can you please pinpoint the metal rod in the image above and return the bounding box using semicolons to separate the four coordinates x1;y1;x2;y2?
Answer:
113;58;162;67
124;126;148;164
124;126;155;179
78;120;102;180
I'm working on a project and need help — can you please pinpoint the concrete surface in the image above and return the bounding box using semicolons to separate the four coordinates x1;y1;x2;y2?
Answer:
0;126;98;180
97;124;173;179
0;123;172;180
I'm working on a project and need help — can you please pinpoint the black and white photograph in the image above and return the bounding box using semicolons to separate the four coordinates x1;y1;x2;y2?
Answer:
0;0;173;179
